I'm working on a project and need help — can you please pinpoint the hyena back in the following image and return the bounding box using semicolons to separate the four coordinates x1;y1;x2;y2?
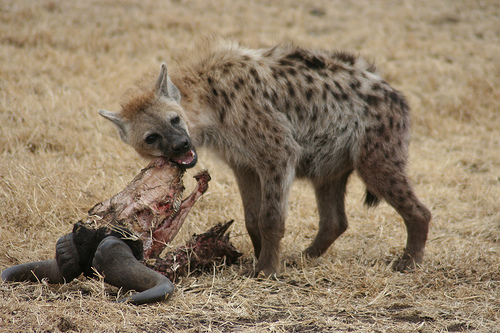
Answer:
99;38;431;276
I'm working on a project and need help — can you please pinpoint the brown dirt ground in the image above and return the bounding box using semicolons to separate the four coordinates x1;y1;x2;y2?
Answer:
1;0;499;332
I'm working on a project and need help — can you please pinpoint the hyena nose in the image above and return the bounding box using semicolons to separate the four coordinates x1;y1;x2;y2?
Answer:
172;138;190;154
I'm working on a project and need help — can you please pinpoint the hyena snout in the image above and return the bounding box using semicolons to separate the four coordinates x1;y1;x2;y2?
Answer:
172;137;191;155
166;134;197;168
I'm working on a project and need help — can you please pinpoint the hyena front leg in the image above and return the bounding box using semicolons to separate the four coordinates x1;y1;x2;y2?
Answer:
251;163;295;277
304;171;352;258
232;166;262;258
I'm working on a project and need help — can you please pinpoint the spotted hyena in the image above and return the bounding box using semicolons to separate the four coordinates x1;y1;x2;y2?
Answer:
99;37;431;276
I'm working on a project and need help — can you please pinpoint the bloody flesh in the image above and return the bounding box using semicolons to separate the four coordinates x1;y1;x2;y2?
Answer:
84;157;210;259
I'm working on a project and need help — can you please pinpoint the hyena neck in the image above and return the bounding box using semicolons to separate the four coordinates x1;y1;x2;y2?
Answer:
171;72;218;149
168;39;256;151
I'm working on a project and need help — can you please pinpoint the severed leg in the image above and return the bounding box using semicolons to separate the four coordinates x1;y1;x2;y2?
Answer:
2;158;216;304
92;236;174;304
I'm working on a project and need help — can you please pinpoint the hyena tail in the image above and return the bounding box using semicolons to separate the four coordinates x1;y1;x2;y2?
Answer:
364;190;381;208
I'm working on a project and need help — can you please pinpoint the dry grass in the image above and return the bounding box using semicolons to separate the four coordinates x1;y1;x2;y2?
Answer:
1;0;499;331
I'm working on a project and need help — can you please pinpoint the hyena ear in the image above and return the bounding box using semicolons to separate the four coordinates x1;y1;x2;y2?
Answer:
98;109;129;143
155;62;181;104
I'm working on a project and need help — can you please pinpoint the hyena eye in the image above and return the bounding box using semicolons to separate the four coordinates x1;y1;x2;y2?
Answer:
171;116;180;125
145;134;159;145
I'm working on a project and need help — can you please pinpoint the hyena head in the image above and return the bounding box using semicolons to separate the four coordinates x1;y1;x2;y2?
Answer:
98;63;197;168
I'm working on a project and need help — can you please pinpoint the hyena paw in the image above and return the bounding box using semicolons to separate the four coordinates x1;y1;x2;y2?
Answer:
240;265;279;279
392;253;423;272
302;246;322;259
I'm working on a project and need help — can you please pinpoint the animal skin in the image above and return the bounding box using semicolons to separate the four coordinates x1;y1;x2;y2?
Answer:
99;37;432;277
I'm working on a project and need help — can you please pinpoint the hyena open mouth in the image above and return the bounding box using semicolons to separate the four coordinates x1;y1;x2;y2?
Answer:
170;148;197;169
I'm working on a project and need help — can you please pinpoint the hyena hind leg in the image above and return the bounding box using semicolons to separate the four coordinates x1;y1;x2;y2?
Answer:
303;172;352;258
357;164;431;271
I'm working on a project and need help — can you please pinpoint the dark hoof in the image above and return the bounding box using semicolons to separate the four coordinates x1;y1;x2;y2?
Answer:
56;233;83;281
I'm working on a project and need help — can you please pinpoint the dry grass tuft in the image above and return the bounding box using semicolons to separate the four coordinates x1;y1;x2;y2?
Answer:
1;0;499;331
